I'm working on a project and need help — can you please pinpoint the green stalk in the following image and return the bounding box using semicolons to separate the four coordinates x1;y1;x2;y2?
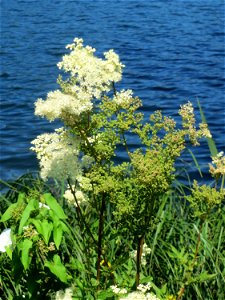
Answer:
97;194;106;283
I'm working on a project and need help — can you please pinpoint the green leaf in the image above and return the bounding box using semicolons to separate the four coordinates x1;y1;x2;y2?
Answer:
197;100;218;157
19;239;33;270
188;149;203;178
45;254;69;283
1;203;19;222
40;220;53;244
18;199;39;234
30;219;42;234
53;223;63;249
96;289;114;299
44;194;67;220
188;271;217;284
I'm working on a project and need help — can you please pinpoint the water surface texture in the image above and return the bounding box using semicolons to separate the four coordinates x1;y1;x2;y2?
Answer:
1;0;224;181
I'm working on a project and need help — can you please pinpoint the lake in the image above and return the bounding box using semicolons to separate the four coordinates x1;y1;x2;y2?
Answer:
0;0;224;182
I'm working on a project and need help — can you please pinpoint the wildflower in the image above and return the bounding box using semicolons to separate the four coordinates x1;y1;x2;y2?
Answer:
0;228;12;252
64;186;88;206
114;89;133;106
39;202;50;209
130;243;151;266
35;90;93;123
120;291;160;300
55;287;73;300
137;283;151;293
31;128;82;181
57;38;124;102
111;285;127;295
209;151;225;178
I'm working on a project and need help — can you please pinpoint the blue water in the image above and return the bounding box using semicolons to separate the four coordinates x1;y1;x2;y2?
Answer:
1;0;224;181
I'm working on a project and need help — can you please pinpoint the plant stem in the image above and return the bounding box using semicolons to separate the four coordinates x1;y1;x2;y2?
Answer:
97;194;106;283
135;235;145;288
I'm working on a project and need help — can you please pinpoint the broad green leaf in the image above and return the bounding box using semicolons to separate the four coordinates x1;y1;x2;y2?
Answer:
1;203;19;222
18;199;39;234
30;219;42;234
44;193;67;220
1;193;26;222
45;254;69;283
20;239;33;270
53;223;63;249
40;220;53;244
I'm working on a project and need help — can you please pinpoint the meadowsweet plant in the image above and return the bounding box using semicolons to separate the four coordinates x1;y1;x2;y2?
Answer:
1;38;221;299
31;38;211;288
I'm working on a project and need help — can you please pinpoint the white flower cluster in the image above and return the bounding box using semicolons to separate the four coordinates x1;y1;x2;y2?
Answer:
110;285;127;295
35;38;124;124
64;185;88;207
130;243;151;266
30;128;81;181
120;291;160;300
209;151;225;177
58;38;124;99
114;89;133;106
55;287;73;300
179;101;211;145
0;228;12;252
137;283;151;293
35;90;93;122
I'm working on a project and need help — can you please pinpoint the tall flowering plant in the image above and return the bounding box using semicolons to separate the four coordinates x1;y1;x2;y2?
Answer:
30;38;213;288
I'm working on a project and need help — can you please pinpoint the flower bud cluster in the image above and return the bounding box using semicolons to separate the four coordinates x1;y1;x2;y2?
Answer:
209;151;225;179
179;101;211;145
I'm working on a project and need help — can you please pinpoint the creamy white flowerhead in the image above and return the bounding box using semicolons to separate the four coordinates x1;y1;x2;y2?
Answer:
111;285;127;295
0;228;12;252
57;38;124;99
35;38;124;125
120;291;160;300
35;90;93;122
55;287;73;300
64;186;88;206
31;128;81;181
113;89;133;106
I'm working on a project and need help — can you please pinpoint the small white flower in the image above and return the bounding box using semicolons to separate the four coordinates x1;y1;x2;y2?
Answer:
55;287;73;300
0;228;12;252
39;202;50;209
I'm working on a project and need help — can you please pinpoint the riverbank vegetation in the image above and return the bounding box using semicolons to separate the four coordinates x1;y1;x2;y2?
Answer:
0;38;224;299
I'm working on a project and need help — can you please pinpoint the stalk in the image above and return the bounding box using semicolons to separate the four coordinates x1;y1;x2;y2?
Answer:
97;195;106;283
135;235;145;288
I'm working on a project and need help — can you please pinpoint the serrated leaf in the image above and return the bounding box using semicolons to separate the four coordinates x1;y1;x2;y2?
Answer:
44;193;67;220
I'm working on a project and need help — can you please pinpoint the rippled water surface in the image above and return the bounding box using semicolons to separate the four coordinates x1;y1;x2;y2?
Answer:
1;0;224;181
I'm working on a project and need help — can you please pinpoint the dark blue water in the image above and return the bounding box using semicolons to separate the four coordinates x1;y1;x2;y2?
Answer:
1;0;224;181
